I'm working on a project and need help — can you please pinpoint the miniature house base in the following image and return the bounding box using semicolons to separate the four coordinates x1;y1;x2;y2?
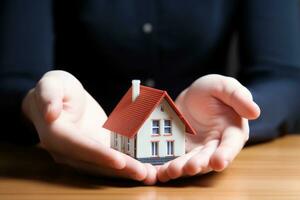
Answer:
103;80;196;165
137;157;179;165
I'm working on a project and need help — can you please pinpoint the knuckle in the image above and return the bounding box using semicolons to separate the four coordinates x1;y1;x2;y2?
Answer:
35;78;52;97
35;79;44;92
43;70;63;78
227;76;239;83
167;162;180;177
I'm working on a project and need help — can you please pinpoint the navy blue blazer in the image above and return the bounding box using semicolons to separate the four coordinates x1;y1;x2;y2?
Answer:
1;0;300;144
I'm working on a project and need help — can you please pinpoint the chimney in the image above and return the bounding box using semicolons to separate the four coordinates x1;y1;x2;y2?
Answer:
132;80;140;102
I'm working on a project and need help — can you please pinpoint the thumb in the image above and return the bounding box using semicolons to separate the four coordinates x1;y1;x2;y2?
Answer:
188;75;261;120
212;77;261;120
35;75;63;123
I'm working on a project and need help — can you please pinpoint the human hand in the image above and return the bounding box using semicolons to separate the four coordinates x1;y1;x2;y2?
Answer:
22;70;156;185
157;74;260;182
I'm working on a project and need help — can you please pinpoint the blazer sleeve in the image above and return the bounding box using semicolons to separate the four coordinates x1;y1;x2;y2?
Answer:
238;0;300;143
0;0;54;144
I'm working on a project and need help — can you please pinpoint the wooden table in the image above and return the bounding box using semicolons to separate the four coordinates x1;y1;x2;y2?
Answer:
0;135;300;200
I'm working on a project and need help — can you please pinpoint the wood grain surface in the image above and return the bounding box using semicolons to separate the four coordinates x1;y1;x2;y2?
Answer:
0;134;300;200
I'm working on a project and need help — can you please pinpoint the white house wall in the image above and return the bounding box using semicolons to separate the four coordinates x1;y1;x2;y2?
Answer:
111;132;135;157
110;132;115;149
111;132;121;152
126;136;135;157
136;99;185;159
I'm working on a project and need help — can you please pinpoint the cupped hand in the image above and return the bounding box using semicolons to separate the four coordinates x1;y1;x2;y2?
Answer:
157;74;260;182
22;70;156;185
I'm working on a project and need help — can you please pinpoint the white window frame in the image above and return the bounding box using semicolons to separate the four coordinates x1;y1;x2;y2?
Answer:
167;141;174;156
127;138;130;152
164;120;172;134
151;141;159;157
114;133;118;148
152;120;160;135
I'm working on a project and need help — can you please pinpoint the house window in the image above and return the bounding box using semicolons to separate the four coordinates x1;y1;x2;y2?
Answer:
160;106;164;112
167;141;174;156
152;120;160;135
127;138;130;152
164;120;172;134
114;134;118;147
151;141;159;157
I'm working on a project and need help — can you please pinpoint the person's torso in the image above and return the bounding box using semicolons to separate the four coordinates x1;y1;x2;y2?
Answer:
53;0;238;112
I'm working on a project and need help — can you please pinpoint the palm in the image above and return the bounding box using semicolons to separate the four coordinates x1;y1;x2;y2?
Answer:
28;72;111;151
176;87;245;152
157;75;259;182
24;71;156;184
55;91;111;148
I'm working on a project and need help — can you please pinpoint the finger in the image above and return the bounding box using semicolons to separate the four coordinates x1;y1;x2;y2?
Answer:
35;75;63;122
143;163;157;185
157;162;171;182
36;71;87;123
183;140;218;176
122;155;148;181
225;85;260;120
189;75;260;119
166;146;202;179
198;166;213;174
210;125;247;171
52;153;146;181
211;76;260;119
45;122;126;170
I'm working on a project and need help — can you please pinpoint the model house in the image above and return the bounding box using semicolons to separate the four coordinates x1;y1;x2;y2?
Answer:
103;80;196;165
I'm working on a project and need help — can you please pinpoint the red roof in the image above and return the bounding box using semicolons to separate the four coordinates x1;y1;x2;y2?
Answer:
103;85;196;138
